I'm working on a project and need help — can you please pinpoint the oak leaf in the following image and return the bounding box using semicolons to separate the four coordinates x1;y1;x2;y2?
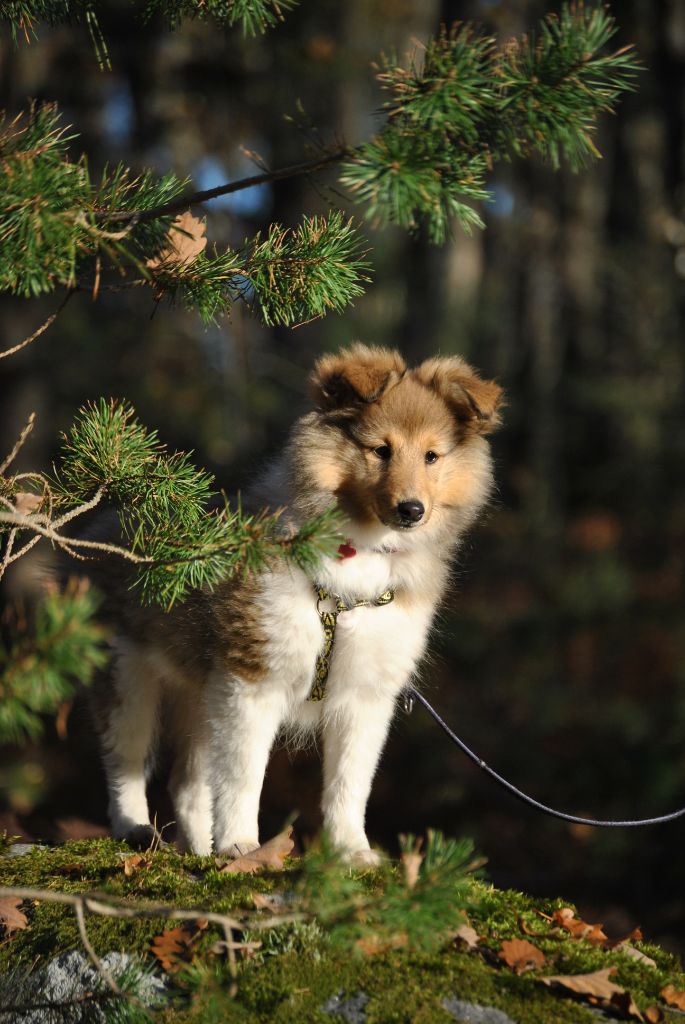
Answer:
217;828;295;875
123;853;150;877
499;937;545;974
540;968;643;1020
146;211;207;271
0;897;28;937
644;1007;664;1023
552;907;608;945
14;491;43;515
661;984;685;1010
150;919;206;973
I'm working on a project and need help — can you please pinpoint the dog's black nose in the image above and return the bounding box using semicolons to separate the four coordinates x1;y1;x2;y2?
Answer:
396;500;425;523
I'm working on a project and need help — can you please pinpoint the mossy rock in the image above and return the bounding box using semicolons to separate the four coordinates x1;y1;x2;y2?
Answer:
0;838;683;1023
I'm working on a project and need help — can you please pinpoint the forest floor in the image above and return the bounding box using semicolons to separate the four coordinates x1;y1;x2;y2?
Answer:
0;835;684;1023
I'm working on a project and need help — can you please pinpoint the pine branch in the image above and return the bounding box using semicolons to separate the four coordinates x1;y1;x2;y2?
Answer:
0;107;367;328
147;211;369;326
340;4;639;239
1;402;344;608
0;579;108;744
98;149;350;225
0;0;299;45
0;4;638;345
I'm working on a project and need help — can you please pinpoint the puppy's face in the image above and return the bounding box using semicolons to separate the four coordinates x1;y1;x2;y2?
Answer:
307;345;503;538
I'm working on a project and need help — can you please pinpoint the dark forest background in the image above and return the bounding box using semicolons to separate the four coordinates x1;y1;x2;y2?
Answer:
2;0;685;955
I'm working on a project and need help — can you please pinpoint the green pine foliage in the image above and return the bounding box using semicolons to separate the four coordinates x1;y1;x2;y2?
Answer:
294;831;480;953
143;0;299;35
0;580;108;744
341;5;639;241
0;4;638;327
0;104;186;298
152;212;369;327
0;0;297;38
0;106;368;327
51;399;343;606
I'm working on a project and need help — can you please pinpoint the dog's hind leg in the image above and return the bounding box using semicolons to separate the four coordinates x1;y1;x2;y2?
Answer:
168;692;213;856
94;641;162;849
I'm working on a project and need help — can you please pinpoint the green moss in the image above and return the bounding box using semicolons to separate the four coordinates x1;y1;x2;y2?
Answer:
1;840;684;1024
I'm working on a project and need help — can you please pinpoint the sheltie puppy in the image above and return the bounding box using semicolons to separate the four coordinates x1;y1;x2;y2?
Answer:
91;344;502;864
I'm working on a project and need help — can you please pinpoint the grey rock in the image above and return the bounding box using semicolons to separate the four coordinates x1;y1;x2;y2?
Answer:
0;949;167;1022
6;843;47;857
443;997;518;1024
322;990;369;1023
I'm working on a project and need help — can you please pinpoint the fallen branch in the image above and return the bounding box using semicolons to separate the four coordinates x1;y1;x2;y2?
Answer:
0;884;304;995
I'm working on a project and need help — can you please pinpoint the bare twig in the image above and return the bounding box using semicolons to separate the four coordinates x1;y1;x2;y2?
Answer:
52;484;106;529
74;898;122;998
0;509;154;563
0;412;36;475
97;148;350;226
0;528;17;581
0;290;74;360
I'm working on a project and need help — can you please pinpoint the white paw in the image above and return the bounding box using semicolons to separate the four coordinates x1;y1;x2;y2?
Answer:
218;839;260;859
341;847;384;869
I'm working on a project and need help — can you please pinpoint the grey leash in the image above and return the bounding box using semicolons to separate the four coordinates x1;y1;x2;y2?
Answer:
407;687;685;828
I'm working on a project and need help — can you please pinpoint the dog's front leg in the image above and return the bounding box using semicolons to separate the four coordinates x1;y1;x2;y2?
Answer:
321;691;395;866
208;676;286;857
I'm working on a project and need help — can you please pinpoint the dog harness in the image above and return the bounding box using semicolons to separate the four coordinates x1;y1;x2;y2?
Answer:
309;585;395;701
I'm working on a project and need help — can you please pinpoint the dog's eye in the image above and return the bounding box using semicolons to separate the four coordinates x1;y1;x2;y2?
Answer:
373;444;392;461
425;450;439;465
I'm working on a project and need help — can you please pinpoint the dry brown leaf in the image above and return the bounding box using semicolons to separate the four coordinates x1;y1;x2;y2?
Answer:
661;984;685;1010
552;907;608;945
608;990;645;1021
123;853;150;877
146;211;207;271
14;491;42;515
499;937;546;974
54;863;84;877
0;896;28;937
609;926;644;948
151;921;205;973
540;966;622;999
218;828;295;875
539;966;644;1018
644;1006;664;1023
454;923;480;950
616;943;656;968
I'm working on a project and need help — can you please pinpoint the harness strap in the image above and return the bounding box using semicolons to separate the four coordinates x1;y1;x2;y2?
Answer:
309;586;395;701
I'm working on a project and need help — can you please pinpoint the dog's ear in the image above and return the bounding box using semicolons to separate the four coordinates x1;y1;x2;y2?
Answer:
415;356;503;435
310;344;406;410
